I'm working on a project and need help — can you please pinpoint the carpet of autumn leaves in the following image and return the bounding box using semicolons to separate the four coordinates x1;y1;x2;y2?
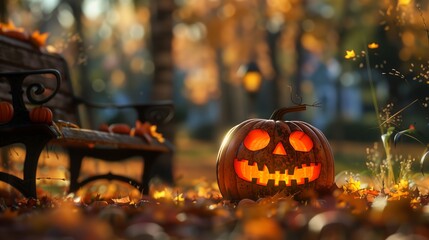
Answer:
1;180;429;240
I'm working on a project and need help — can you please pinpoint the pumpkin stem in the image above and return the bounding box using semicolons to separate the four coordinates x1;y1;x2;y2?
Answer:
269;105;307;120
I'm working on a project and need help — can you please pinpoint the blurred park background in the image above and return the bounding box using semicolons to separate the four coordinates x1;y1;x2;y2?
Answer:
1;0;429;191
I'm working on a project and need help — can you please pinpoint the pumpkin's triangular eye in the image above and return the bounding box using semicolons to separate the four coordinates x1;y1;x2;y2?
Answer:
289;131;313;152
244;129;270;151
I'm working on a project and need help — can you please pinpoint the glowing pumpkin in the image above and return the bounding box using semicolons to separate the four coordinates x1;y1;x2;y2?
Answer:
216;105;335;200
0;101;14;124
29;106;53;124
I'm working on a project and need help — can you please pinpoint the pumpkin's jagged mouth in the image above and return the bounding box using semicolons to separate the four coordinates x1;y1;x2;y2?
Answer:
234;159;321;186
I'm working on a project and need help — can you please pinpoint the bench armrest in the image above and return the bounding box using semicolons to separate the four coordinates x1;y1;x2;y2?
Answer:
0;69;61;124
73;97;174;125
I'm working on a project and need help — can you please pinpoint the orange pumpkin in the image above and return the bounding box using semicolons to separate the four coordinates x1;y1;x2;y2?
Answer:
98;123;110;132
216;105;335;201
108;123;131;135
0;101;14;124
29;106;53;124
2;29;28;42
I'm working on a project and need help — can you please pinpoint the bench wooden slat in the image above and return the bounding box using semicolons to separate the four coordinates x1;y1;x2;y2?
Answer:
53;127;170;152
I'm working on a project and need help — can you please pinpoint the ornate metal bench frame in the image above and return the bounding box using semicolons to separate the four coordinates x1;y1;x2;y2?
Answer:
0;35;174;198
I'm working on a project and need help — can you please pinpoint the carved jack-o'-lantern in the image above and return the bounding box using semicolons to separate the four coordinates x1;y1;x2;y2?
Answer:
216;105;335;200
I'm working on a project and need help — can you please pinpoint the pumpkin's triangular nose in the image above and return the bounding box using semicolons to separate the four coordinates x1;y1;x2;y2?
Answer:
273;142;287;155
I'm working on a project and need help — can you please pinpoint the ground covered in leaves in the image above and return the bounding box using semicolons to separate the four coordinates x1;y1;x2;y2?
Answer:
1;181;429;240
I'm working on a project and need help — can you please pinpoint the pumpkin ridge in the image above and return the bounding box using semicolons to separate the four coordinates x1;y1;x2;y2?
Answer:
300;121;334;187
217;124;240;199
298;121;333;187
38;108;43;121
0;102;14;124
218;119;259;199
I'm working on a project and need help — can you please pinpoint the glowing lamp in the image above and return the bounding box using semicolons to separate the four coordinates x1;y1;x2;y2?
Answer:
239;62;262;94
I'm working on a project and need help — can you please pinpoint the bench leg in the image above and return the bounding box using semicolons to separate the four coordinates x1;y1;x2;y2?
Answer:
141;152;162;195
0;135;50;198
68;151;83;194
66;151;169;196
22;136;51;198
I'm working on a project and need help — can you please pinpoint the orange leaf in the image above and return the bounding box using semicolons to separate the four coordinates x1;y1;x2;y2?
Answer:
0;20;24;32
133;120;165;143
30;30;49;47
1;21;27;41
150;125;165;143
111;196;131;204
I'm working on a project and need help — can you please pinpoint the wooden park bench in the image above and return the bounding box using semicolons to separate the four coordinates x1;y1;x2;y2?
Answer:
0;34;174;198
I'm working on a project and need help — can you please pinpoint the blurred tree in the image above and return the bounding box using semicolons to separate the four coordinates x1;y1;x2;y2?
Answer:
149;0;175;101
66;0;93;128
148;0;176;184
0;0;7;22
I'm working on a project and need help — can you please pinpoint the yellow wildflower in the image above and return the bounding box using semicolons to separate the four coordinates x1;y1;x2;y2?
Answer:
345;50;356;59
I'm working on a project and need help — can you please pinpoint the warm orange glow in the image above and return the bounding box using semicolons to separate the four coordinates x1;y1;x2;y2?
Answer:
272;142;287;155
401;31;415;47
153;190;168;199
301;33;321;53
398;0;411;5
344;50;356;59
368;42;379;49
183;66;219;105
243;129;270;151
289;131;313;152
242;217;285;240
234;159;321;186
110;69;126;88
267;0;292;13
243;72;262;93
174;193;185;202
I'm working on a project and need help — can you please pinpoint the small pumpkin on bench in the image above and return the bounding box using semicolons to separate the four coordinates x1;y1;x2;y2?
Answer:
98;120;165;144
108;123;132;135
29;106;53;124
99;123;134;135
0;101;14;124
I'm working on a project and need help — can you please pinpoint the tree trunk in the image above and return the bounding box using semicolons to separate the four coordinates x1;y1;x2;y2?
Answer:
67;0;92;128
0;0;7;22
150;0;175;101
149;0;175;184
